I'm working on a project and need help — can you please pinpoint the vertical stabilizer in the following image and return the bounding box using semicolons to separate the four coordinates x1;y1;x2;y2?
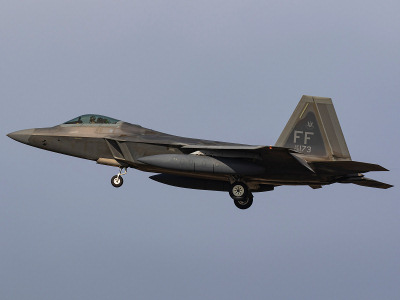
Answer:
275;95;351;161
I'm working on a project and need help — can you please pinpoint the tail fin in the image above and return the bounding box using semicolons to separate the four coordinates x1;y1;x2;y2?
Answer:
275;95;351;161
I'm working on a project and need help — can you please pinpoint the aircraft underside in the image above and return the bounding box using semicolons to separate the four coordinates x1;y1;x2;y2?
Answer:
105;161;340;210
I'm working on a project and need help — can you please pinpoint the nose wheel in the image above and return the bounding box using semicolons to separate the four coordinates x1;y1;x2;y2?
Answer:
111;167;127;188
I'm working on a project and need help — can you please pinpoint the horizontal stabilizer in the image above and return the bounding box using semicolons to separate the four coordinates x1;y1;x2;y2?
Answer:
349;177;393;189
311;160;389;174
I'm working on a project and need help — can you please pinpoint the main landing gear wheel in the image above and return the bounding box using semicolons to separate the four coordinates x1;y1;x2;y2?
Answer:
229;181;253;209
234;194;253;210
111;167;127;188
229;182;249;201
111;175;124;188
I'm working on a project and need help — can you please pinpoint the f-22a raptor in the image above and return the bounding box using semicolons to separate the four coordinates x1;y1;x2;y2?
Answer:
8;96;392;209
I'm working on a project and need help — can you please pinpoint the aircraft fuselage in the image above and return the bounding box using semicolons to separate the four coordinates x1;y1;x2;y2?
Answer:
8;96;392;210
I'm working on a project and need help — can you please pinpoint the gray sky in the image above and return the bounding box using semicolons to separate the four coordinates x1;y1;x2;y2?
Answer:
1;1;399;299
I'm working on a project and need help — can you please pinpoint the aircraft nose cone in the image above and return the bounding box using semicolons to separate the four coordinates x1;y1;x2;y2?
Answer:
7;129;35;145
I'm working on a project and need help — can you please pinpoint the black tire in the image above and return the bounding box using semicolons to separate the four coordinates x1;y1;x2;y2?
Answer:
234;194;253;210
111;175;124;188
229;182;248;201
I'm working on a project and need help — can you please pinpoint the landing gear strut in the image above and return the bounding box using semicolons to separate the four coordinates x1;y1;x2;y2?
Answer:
229;181;253;209
111;167;127;188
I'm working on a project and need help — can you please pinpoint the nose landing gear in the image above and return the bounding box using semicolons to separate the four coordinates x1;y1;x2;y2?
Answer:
111;167;127;188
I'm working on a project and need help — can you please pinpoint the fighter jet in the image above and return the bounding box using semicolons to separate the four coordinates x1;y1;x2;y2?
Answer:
7;95;392;209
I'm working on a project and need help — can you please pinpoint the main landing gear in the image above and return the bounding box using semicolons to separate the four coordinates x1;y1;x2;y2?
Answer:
111;167;127;188
229;181;253;209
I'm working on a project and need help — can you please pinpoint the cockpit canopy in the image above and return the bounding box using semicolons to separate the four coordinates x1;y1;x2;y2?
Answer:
63;114;120;125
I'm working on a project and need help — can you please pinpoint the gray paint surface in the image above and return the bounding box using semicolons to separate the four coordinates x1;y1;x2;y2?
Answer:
7;96;391;193
1;1;399;300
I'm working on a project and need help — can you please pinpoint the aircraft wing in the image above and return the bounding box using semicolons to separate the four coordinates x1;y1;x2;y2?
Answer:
182;145;278;151
181;144;314;172
181;144;303;161
102;136;308;171
351;178;393;189
180;145;392;177
109;133;309;168
180;144;298;156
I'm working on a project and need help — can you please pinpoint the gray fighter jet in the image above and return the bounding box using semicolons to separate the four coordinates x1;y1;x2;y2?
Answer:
7;96;392;209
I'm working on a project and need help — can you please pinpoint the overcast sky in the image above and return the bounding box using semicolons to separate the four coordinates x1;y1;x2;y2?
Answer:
1;1;399;299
